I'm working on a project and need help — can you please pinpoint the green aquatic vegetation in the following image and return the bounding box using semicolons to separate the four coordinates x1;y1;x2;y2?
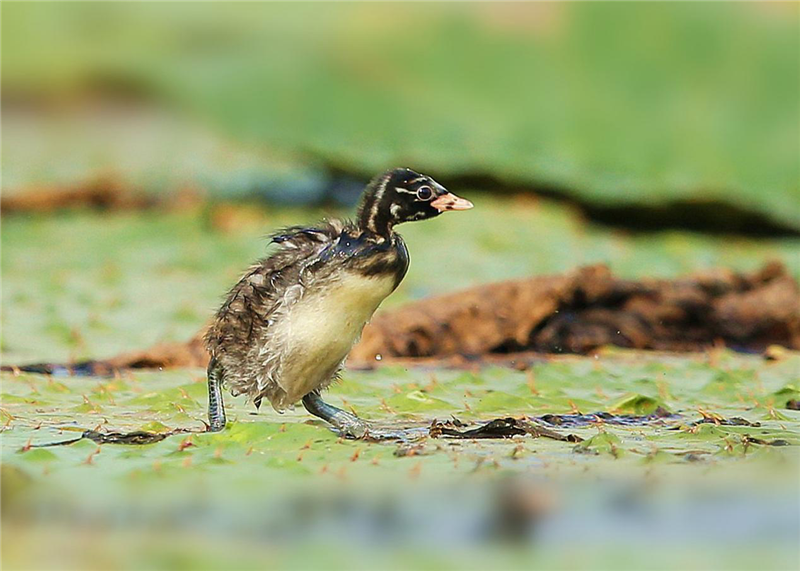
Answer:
4;4;798;230
1;351;797;479
2;354;797;570
573;431;626;458
606;393;667;415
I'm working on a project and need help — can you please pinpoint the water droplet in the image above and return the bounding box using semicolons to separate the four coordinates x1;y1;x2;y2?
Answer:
375;354;383;361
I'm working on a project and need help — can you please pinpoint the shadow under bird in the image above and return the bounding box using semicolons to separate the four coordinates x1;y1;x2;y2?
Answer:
204;168;473;437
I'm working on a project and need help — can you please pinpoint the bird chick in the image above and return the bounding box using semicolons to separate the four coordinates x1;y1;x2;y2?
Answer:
204;168;473;437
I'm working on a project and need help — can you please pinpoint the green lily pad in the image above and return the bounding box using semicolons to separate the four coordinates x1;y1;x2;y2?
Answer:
573;431;626;458
607;393;668;415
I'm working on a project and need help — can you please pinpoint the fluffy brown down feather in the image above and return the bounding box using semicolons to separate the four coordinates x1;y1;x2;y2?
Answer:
204;219;408;411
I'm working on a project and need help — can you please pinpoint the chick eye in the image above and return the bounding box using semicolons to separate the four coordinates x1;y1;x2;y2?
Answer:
416;186;433;200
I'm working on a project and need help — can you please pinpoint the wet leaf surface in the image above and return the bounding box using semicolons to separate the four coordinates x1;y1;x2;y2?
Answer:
2;348;798;571
3;351;797;471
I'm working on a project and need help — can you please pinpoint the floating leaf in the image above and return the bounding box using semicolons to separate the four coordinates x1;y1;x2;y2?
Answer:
607;393;668;415
573;431;625;458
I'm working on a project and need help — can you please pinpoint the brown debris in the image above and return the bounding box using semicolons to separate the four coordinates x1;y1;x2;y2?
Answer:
1;178;155;214
429;417;582;442
103;337;209;371
7;262;799;376
353;261;799;361
692;414;761;428
28;427;199;448
1;178;205;215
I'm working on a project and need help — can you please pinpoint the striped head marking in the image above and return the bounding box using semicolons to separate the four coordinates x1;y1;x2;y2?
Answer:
357;168;473;236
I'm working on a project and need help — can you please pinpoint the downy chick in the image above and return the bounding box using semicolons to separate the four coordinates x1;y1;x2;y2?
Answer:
204;168;473;436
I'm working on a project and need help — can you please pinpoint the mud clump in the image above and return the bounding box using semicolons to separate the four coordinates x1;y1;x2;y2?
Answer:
353;261;799;361
1;178;156;214
6;262;798;376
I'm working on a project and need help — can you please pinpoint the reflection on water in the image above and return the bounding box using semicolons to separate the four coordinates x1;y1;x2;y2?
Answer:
3;470;798;570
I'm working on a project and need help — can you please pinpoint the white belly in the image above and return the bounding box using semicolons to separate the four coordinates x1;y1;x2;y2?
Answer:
274;271;396;404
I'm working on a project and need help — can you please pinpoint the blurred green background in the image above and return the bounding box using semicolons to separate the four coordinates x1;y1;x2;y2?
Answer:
3;2;799;223
2;3;799;570
2;1;799;364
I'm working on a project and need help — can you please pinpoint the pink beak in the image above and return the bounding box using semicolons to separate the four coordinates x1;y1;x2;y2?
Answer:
430;192;474;212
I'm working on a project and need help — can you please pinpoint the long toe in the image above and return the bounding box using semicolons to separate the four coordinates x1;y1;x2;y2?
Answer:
339;418;369;439
362;424;430;442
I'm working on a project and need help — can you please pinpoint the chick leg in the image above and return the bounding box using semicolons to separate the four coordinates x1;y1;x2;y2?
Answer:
302;391;368;439
207;358;227;432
